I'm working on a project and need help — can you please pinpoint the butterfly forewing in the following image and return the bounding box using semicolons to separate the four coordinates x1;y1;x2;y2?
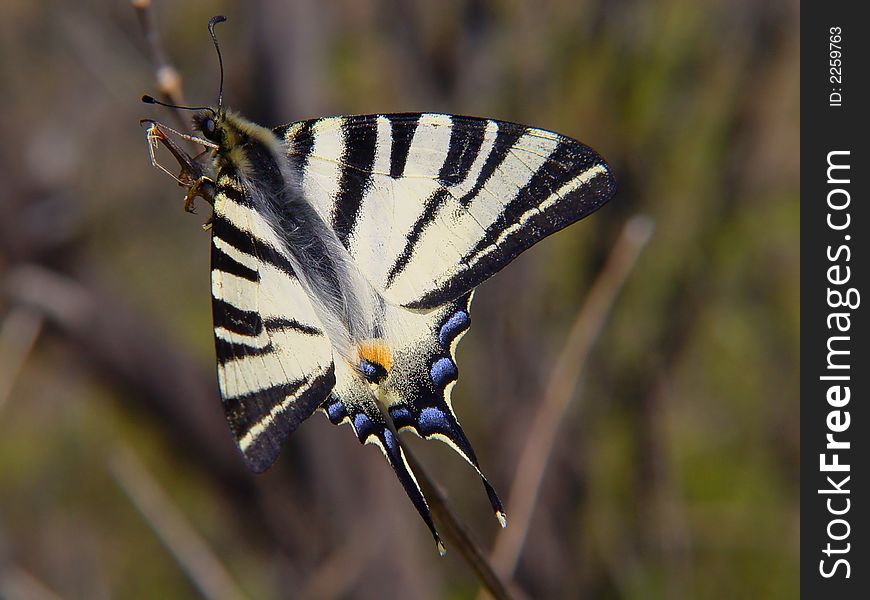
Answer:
280;113;615;309
210;178;336;472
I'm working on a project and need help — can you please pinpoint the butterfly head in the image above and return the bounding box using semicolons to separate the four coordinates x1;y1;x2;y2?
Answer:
189;109;251;152
141;16;276;210
194;110;220;141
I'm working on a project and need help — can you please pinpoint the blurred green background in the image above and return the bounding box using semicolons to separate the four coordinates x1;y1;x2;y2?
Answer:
0;0;798;598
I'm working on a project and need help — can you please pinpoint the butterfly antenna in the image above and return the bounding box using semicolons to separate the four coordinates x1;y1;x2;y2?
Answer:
207;15;227;113
141;95;215;114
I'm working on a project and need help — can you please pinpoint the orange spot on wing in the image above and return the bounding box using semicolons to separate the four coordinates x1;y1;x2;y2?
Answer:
357;340;393;372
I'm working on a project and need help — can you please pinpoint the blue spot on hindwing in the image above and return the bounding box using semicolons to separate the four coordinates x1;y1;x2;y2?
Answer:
389;405;413;429
353;412;375;440
359;360;378;380
430;357;458;388
417;407;452;437
382;429;399;457
439;310;470;347
325;399;347;424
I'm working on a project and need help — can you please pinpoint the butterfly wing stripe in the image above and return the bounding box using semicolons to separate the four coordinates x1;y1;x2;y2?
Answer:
212;214;296;277
212;297;262;336
214;326;270;351
409;161;612;308
387;114;420;178
263;317;322;336
287;119;318;173
447;118;500;198
457;121;526;206
214;318;323;361
235;370;331;453
213;236;259;281
384;188;451;286
224;379;305;438
216;183;255;208
225;368;335;473
333;115;378;245
438;116;487;186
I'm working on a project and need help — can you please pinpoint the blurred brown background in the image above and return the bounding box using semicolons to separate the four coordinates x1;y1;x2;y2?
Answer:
0;0;799;598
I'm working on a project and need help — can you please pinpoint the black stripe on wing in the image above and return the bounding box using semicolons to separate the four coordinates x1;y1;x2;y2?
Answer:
457;121;526;206
408;138;615;309
388;114;420;179
263;317;322;335
214;318;322;362
224;369;335;473
213;242;259;282
384;188;451;287
333;115;378;246
211;211;297;277
439;116;487;186
212;298;262;338
286;119;318;173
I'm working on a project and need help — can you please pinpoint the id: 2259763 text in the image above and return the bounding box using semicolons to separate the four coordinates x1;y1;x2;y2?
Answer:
829;26;843;107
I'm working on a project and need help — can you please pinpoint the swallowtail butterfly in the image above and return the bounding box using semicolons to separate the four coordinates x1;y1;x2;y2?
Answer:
142;16;615;554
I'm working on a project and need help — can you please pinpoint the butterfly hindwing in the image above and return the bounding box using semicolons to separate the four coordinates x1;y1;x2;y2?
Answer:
321;362;446;554
280;113;615;309
211;177;336;472
319;289;504;537
384;291;506;525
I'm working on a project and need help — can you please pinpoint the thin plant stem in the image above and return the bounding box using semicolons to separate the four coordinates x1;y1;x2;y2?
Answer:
405;449;520;600
109;447;249;600
132;0;189;133
488;216;655;580
0;307;44;413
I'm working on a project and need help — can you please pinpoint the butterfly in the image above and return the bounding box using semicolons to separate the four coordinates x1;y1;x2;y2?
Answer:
142;16;615;554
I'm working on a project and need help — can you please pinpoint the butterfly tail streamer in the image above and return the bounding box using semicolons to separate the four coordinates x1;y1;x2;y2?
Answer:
385;291;507;527
321;387;446;554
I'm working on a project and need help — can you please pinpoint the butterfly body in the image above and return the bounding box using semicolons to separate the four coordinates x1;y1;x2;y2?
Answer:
147;107;614;551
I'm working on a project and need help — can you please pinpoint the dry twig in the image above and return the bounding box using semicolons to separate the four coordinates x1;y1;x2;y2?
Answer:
405;450;519;600
0;564;64;600
109;447;248;600
0;307;44;413
132;0;188;132
487;216;655;580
